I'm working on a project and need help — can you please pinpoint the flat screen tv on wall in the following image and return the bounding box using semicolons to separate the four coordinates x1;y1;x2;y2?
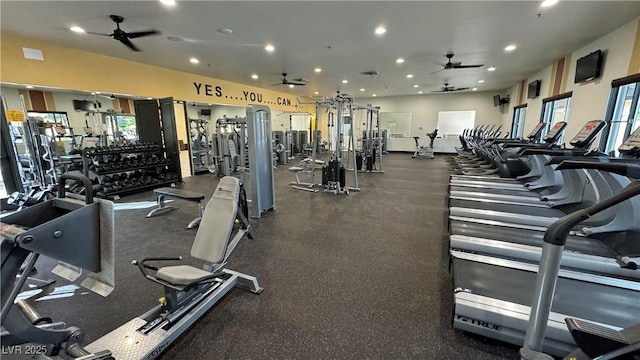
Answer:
73;100;96;112
574;50;603;83
527;80;541;99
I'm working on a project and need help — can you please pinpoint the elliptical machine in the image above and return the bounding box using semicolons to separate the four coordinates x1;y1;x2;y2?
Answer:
412;129;438;159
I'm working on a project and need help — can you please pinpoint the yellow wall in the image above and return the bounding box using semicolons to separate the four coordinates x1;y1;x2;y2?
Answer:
1;32;313;113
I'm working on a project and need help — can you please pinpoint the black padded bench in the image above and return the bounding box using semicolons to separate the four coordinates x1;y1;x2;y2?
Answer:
146;187;205;229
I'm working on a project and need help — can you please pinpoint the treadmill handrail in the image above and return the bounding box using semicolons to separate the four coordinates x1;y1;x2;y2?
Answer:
555;160;640;179
520;148;588;157
543;181;640;246
546;156;640;166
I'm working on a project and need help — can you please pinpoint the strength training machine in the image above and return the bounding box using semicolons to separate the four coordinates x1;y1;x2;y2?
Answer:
1;175;261;360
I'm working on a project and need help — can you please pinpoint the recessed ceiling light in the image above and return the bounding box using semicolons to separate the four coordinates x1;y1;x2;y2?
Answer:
70;26;85;33
167;36;183;42
478;80;485;83
504;44;517;52
472;87;478;91
418;91;423;94
218;28;233;35
413;85;419;88
396;58;405;64
208;103;212;106
289;84;295;88
314;68;322;73
314;91;319;95
541;0;558;7
406;74;414;79
360;88;365;92
372;94;377;97
265;44;275;52
147;97;153;100
375;26;386;35
342;80;348;84
251;74;259;79
487;67;496;72
91;92;96;95
189;57;199;64
95;91;101;94
26;85;34;89
160;0;176;6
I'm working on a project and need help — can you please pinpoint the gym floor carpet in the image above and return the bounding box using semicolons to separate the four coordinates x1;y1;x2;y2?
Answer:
23;153;519;359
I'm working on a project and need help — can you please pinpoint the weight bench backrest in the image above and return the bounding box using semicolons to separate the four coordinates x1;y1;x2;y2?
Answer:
191;176;239;264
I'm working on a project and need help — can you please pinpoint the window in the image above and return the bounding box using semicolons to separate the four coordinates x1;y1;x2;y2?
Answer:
599;74;640;156
511;105;527;138
539;92;572;143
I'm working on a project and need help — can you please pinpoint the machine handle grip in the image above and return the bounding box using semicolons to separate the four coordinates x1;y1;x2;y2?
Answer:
57;174;93;204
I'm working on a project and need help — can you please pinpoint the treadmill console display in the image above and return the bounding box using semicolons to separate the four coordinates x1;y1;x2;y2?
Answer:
618;126;640;153
527;123;545;140
569;120;606;148
543;121;568;143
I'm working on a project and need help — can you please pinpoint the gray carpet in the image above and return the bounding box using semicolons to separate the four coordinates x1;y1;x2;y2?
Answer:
17;153;519;359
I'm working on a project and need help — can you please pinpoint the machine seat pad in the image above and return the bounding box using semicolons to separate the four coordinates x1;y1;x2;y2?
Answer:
288;167;304;172
156;265;211;286
153;188;205;201
190;176;239;264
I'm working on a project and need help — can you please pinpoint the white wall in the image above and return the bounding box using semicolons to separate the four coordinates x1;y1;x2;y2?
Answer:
503;18;638;145
0;86;23;110
564;18;638;142
359;91;504;138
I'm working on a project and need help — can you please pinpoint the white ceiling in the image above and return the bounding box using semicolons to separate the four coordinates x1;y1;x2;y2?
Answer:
2;1;640;99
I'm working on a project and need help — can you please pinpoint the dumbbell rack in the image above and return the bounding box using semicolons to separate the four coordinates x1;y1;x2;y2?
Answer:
82;143;179;199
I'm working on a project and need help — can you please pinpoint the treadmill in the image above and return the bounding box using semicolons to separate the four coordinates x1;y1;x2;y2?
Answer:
449;130;640;357
449;120;606;205
450;121;568;188
451;122;547;182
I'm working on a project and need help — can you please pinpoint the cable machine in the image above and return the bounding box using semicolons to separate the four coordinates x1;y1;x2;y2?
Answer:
357;105;383;173
295;93;379;195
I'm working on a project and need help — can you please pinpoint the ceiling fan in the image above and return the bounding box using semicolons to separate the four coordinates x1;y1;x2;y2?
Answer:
87;15;160;52
271;73;308;86
432;82;470;92
432;53;484;73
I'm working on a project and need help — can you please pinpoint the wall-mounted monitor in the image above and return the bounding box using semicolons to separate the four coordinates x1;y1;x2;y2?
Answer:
574;50;603;83
527;80;541;99
200;109;211;116
73;100;97;112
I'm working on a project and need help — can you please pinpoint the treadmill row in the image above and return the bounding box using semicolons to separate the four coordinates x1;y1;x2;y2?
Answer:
445;120;640;357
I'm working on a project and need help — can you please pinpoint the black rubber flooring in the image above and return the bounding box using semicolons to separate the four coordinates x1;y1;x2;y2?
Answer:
15;153;519;359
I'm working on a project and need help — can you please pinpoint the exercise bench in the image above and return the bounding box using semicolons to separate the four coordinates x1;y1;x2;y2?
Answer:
146;187;205;229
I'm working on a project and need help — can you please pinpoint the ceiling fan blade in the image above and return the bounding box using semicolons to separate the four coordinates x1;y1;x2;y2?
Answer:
430;68;445;75
87;31;112;36
126;30;160;39
119;37;140;51
452;64;484;68
288;81;307;86
455;87;470;91
291;78;309;83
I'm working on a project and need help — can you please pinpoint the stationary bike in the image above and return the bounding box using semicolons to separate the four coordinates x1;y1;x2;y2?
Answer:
412;129;438;159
